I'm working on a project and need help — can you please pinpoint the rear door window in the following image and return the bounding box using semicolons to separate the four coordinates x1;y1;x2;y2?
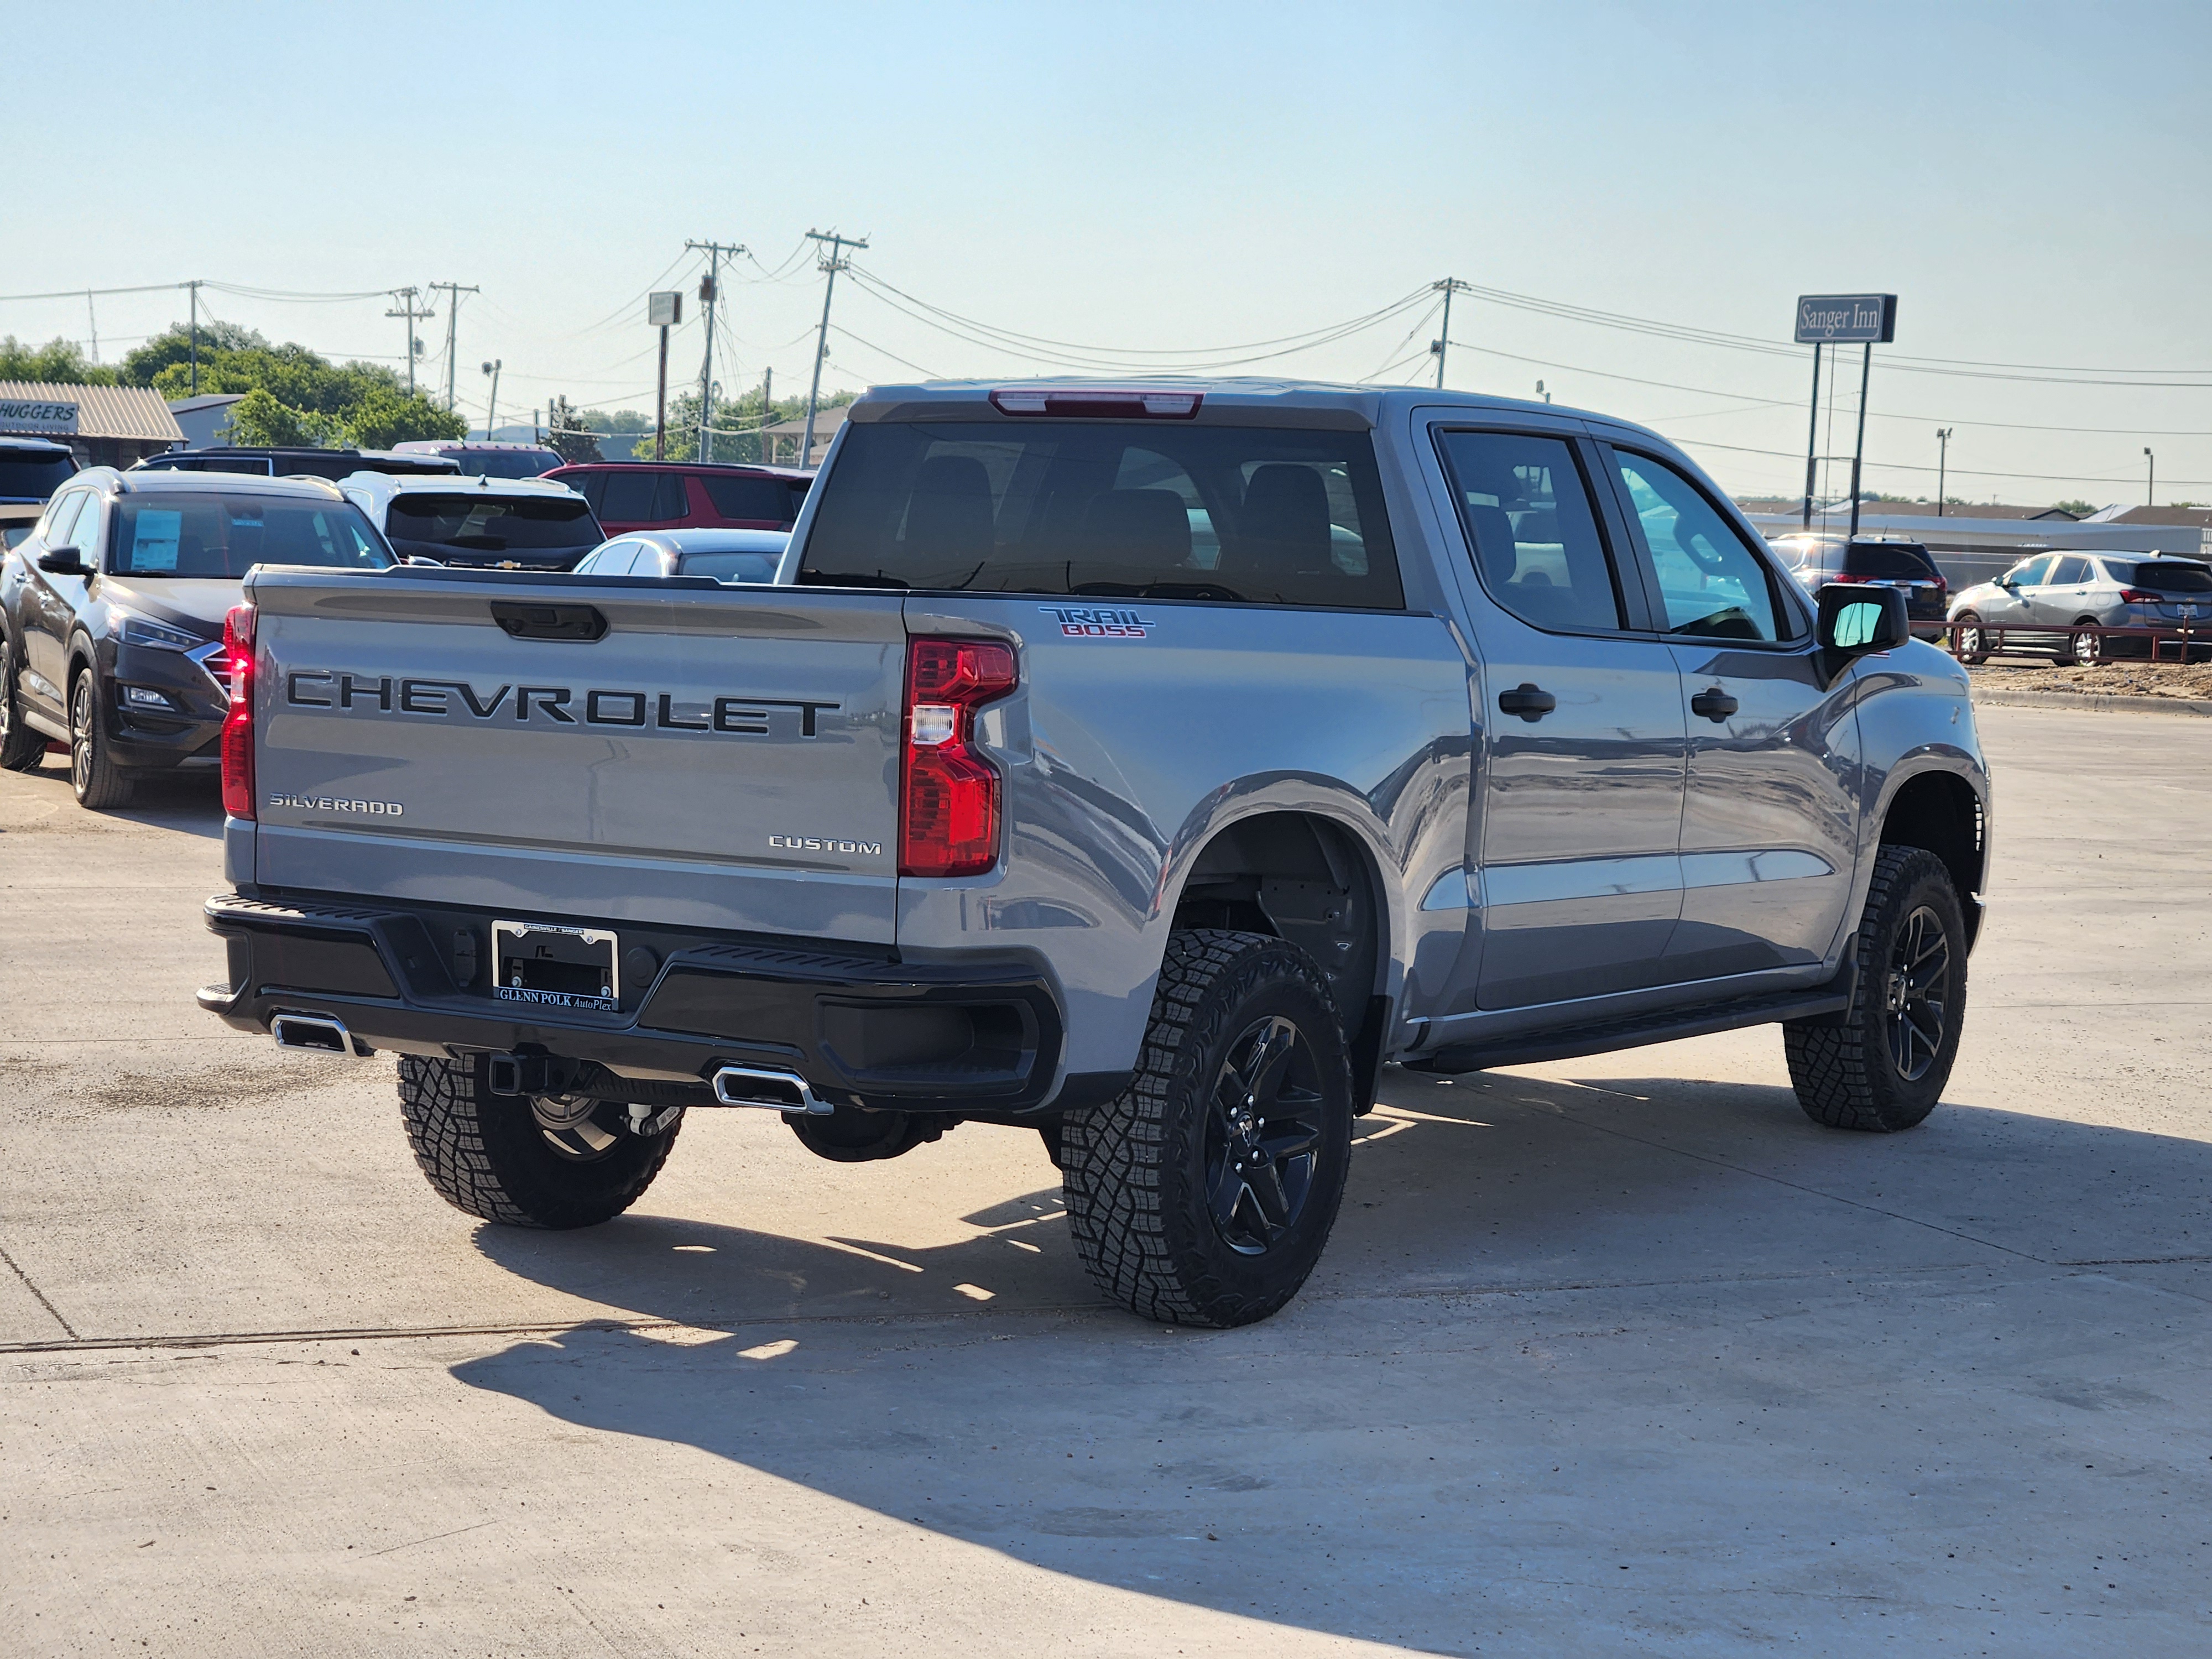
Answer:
800;421;1402;609
597;471;686;524
1435;431;1625;632
2048;555;2092;586
703;474;800;523
1610;451;1789;641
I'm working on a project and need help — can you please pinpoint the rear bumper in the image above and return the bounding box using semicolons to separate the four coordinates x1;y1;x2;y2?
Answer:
199;890;1110;1118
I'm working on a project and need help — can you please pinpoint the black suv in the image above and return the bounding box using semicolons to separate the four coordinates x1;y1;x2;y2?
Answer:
134;447;462;482
1768;535;1950;640
2;437;79;552
0;468;393;808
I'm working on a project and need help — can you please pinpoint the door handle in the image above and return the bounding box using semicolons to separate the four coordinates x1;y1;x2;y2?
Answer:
1690;687;1739;722
1496;683;1556;721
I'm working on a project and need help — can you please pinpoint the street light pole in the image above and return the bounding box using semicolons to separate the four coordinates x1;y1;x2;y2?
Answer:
2146;447;2155;508
481;360;502;439
1936;428;1952;518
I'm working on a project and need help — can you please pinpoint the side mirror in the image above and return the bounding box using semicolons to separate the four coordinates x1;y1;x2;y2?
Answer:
1815;582;1908;687
1997;575;2019;589
36;545;88;576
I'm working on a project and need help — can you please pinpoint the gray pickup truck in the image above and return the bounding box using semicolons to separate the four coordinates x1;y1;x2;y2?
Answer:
199;380;1991;1327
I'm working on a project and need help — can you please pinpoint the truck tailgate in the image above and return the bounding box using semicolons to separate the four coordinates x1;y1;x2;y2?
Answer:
244;570;906;941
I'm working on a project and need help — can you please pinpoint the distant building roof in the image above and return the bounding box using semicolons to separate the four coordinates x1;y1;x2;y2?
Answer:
0;382;182;444
758;403;852;439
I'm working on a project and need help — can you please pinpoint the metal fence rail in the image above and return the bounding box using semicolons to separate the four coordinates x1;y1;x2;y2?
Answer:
1949;619;2209;665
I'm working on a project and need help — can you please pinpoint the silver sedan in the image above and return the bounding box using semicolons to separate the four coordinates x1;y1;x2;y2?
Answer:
570;527;790;584
1947;552;2212;664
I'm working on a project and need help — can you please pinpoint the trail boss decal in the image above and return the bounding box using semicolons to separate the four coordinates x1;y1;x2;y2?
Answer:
1040;606;1155;639
284;672;839;737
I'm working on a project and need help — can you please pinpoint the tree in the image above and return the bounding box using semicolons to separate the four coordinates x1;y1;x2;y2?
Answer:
117;322;269;389
225;388;341;448
341;386;466;449
545;396;601;465
0;336;116;386
2052;500;2096;519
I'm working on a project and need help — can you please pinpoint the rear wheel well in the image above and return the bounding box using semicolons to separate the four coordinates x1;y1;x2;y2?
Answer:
1171;812;1388;1109
1877;772;1985;945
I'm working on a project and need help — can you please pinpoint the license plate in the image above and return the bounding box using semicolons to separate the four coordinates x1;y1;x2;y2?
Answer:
493;920;619;1012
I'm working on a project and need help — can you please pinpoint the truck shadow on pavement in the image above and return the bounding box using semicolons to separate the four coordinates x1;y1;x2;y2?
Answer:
450;1069;2212;1647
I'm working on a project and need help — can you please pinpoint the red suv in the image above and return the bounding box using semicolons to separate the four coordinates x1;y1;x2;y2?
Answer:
542;462;814;536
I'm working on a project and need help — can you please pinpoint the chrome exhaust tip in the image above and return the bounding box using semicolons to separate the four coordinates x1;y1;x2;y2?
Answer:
710;1063;832;1115
270;1012;369;1058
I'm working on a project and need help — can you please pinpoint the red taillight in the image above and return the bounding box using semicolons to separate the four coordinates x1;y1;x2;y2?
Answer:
899;638;1017;878
1829;571;1871;583
2120;588;2159;603
989;387;1202;420
220;603;255;820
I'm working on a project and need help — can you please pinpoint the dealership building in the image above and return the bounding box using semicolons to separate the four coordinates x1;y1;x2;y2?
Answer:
0;382;182;469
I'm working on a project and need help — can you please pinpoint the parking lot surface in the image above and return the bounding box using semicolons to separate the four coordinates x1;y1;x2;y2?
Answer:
4;702;2209;1656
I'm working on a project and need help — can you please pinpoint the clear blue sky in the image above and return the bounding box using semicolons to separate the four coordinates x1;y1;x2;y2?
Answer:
9;0;2210;505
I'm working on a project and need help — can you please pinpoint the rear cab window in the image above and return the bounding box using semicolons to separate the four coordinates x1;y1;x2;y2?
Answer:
797;421;1402;609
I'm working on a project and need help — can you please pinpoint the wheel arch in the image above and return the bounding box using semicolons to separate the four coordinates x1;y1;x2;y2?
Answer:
1164;804;1398;1110
1875;768;1987;949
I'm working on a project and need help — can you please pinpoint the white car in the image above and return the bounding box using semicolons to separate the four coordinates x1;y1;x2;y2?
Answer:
337;471;601;572
569;528;789;585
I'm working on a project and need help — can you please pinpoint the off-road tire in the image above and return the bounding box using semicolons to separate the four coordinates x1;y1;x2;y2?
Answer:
396;1053;680;1228
1061;930;1353;1328
68;670;134;809
1950;611;1990;666
1783;846;1966;1133
0;635;43;771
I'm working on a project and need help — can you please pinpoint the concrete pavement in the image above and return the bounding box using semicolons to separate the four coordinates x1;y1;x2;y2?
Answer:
3;703;2208;1655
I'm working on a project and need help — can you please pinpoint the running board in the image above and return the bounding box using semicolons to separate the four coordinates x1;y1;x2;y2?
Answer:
1406;979;1854;1076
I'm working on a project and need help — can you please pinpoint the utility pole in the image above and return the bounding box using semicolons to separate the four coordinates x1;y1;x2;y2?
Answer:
686;239;747;463
2146;447;2155;508
386;287;428;397
481;360;502;439
801;229;868;467
1430;277;1472;390
1935;429;1952;518
85;291;99;366
186;279;203;396
429;282;479;412
759;365;772;465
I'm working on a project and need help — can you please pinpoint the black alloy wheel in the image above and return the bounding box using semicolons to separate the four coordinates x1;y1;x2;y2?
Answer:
1783;844;1968;1133
1061;929;1355;1327
1202;1014;1326;1256
1883;905;1953;1083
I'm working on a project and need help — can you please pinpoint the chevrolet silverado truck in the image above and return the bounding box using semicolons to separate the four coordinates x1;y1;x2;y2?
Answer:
199;380;1991;1327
